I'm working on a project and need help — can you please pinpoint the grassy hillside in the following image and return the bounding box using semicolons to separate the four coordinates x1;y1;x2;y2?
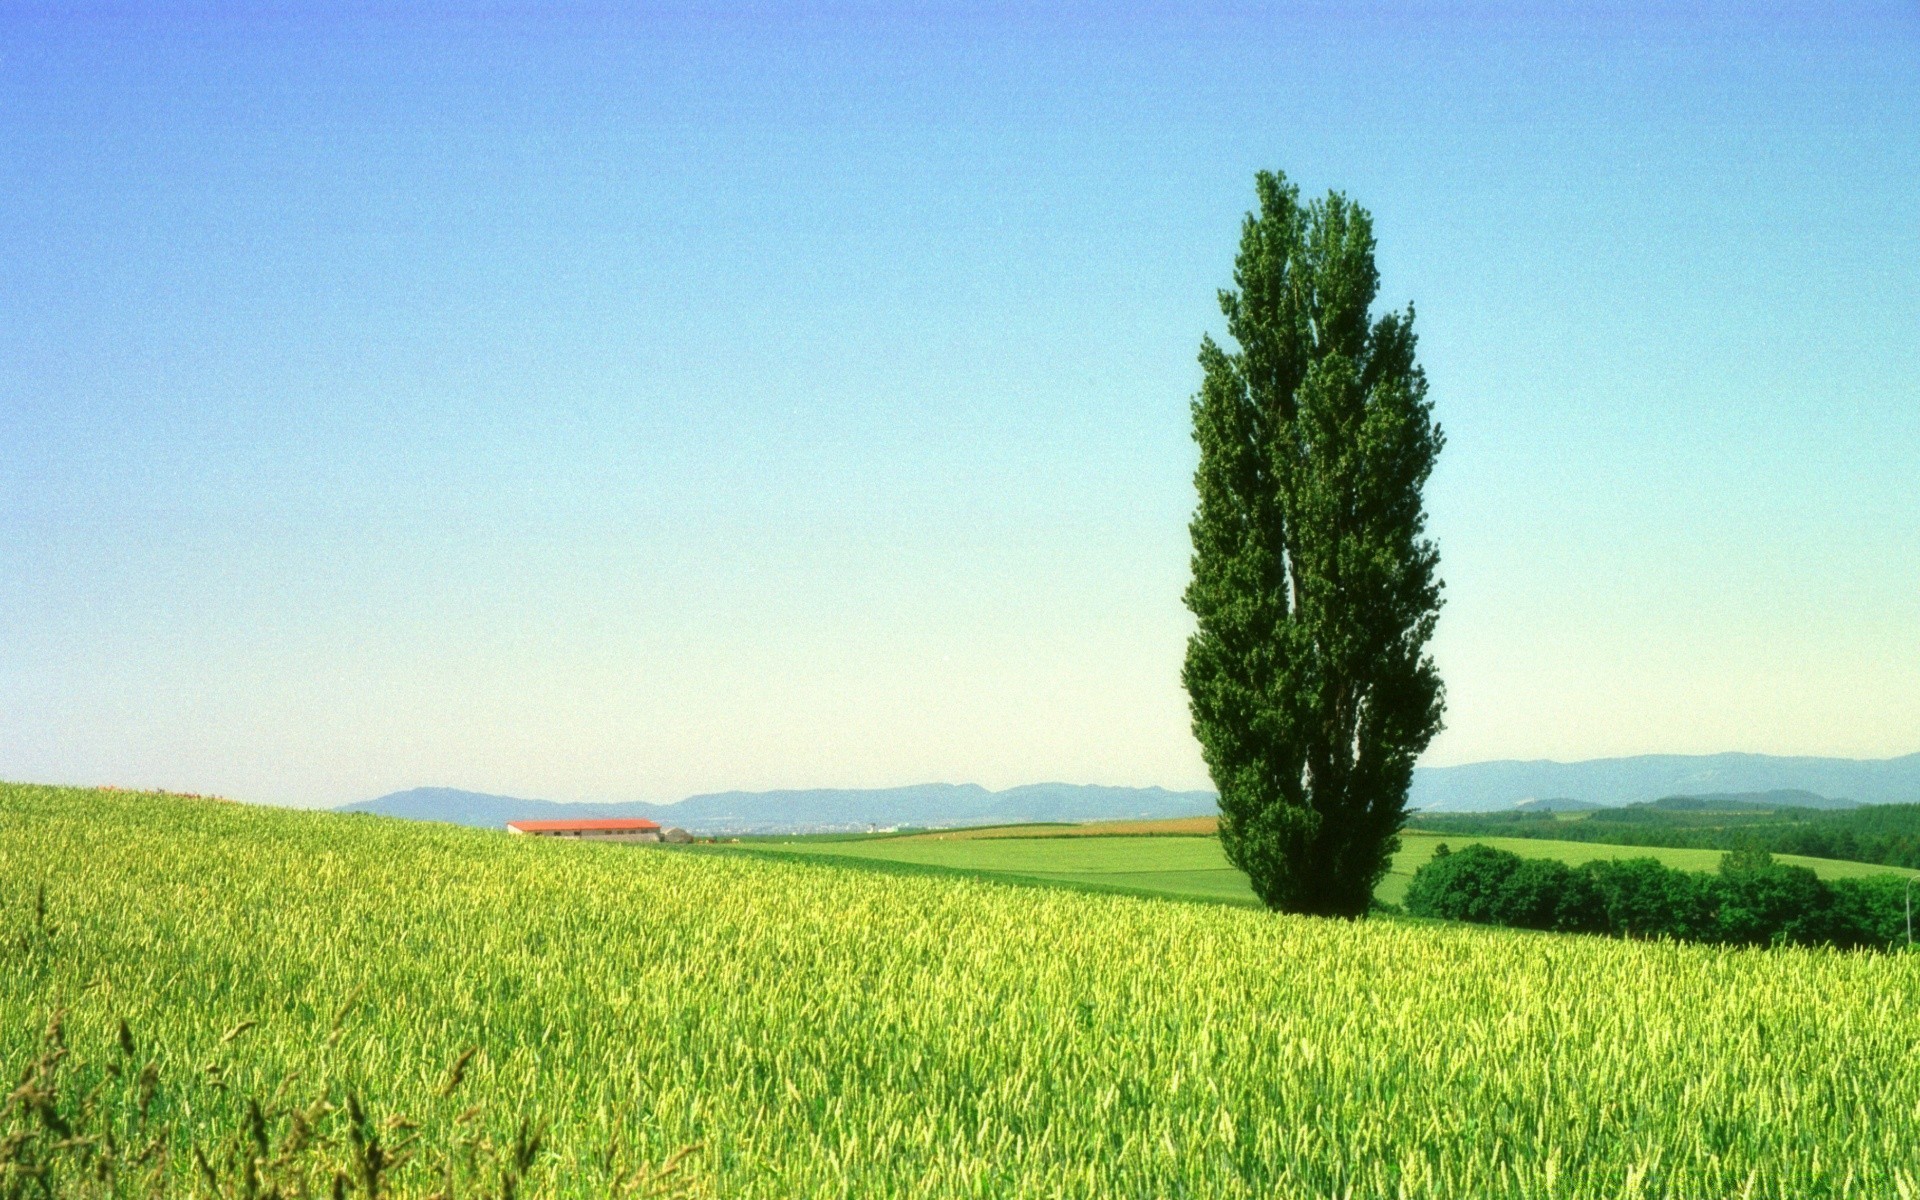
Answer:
5;783;1920;1197
729;826;1916;907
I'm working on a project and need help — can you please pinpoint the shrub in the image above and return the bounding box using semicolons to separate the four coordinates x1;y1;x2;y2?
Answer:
1404;845;1522;925
1827;874;1913;950
1405;847;1600;933
1405;844;1914;951
1707;850;1834;947
1578;858;1710;942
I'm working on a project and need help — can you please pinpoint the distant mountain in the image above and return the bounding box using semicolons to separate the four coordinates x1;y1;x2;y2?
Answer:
1512;797;1601;813
340;783;1219;834
345;753;1920;829
1646;789;1859;812
1409;753;1920;813
339;788;625;829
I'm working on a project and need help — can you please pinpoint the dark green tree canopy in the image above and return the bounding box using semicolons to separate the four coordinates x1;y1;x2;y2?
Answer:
1184;170;1445;917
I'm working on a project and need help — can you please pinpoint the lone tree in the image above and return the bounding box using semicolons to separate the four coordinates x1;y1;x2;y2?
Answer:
1184;170;1445;917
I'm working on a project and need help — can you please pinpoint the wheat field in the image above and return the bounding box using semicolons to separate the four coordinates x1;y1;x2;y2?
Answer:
4;782;1919;1197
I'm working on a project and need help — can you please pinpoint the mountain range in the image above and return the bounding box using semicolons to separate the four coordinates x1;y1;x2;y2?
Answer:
338;782;1218;834
1407;752;1920;812
340;752;1920;831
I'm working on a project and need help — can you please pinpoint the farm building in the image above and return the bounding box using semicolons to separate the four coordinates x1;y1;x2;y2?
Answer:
506;817;664;842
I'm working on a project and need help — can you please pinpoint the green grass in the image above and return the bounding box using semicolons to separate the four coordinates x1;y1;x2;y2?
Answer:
725;827;1917;908
6;782;1920;1198
718;830;1263;905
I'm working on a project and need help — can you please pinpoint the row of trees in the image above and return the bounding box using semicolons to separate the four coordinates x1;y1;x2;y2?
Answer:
1413;804;1920;870
1404;844;1912;950
1754;823;1920;870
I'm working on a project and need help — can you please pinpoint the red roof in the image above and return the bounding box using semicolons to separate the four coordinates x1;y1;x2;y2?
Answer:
506;818;661;833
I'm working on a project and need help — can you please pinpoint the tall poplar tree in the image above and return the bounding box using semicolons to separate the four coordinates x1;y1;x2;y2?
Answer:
1184;171;1446;918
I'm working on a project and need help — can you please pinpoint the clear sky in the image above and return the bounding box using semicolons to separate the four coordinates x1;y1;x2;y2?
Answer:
2;3;1916;808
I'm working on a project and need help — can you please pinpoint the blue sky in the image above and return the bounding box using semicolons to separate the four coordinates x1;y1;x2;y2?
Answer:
2;3;1916;807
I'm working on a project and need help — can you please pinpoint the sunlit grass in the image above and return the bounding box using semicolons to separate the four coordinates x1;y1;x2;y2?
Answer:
4;782;1918;1197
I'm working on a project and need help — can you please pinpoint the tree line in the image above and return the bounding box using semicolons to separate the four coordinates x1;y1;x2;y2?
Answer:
1411;804;1920;871
1404;844;1913;950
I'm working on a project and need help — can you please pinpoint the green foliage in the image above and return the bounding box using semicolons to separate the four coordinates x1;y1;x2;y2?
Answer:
12;783;1920;1197
1411;802;1920;870
1404;842;1914;950
1827;874;1915;948
1184;171;1445;917
1584;858;1714;942
1711;850;1832;946
1401;845;1605;934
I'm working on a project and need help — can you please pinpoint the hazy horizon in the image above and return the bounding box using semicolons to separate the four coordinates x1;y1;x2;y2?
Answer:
146;747;1920;812
4;5;1916;808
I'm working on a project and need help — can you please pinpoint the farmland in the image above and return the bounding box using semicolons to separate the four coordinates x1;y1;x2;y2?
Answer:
6;782;1920;1197
725;823;1918;907
1412;800;1920;871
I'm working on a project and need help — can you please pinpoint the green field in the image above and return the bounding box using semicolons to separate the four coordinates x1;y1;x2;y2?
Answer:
1408;799;1920;872
7;782;1920;1197
726;827;1918;907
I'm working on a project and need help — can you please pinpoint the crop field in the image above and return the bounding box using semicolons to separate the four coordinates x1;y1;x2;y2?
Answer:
730;826;1917;908
895;817;1222;839
6;782;1920;1198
